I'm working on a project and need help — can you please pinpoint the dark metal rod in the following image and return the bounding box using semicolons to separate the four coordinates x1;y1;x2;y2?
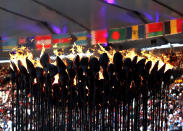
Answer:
11;84;15;131
10;53;176;130
153;0;183;17
0;6;56;34
98;0;148;23
0;6;41;23
31;0;91;31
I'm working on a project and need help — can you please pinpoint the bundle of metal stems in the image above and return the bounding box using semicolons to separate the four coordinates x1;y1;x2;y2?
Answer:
9;52;179;131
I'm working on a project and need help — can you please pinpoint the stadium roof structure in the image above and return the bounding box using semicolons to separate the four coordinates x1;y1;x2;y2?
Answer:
0;0;183;61
0;0;182;36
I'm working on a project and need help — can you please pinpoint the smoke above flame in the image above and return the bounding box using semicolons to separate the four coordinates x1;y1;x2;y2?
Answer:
9;43;174;84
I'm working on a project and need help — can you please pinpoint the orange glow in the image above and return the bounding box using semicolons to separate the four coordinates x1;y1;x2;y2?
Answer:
141;51;173;72
10;44;175;84
97;44;116;64
74;76;77;86
99;68;104;80
10;47;34;70
53;74;59;84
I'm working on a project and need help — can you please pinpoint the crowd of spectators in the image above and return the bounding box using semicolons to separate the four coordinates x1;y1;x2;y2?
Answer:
157;49;183;68
167;80;183;130
0;64;12;130
0;49;183;130
0;64;10;88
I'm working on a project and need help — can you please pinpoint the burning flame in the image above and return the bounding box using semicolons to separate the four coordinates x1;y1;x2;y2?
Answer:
141;50;173;72
53;43;93;61
53;74;59;84
10;47;34;69
10;43;175;83
120;48;143;61
97;44;116;64
99;68;104;80
40;43;45;58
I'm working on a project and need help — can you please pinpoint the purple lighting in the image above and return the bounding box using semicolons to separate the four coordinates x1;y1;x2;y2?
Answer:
117;13;140;24
104;0;115;4
142;12;153;22
62;24;67;34
51;24;61;34
155;12;159;22
100;6;106;17
87;34;91;38
162;14;176;20
1;35;8;41
98;5;107;29
102;43;108;47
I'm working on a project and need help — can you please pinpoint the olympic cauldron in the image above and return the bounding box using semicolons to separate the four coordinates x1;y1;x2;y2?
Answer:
9;45;180;131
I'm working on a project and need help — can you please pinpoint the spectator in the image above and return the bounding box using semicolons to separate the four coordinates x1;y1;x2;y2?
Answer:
2;117;8;131
0;64;12;131
6;117;12;131
181;119;183;130
167;79;183;131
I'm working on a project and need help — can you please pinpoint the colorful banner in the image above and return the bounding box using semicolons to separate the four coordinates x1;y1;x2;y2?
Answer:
164;18;182;35
146;22;163;38
91;29;108;45
0;18;182;52
108;28;125;43
18;37;27;45
26;37;35;49
35;35;52;50
138;25;145;39
18;37;35;49
73;32;88;46
52;34;71;48
2;37;17;51
126;25;145;40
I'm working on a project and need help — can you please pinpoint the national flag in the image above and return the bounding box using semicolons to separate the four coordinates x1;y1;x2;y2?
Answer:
2;37;17;51
52;34;71;48
26;37;35;49
146;22;163;38
18;37;35;49
164;18;182;35
131;25;139;40
91;29;108;45
126;27;132;39
138;25;145;38
126;25;145;40
108;28;125;43
18;37;27;45
35;35;52;50
73;32;88;46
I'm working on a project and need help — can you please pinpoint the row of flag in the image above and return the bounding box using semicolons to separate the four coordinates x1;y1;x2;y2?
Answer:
92;18;182;44
1;18;182;51
1;31;89;51
19;31;89;50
